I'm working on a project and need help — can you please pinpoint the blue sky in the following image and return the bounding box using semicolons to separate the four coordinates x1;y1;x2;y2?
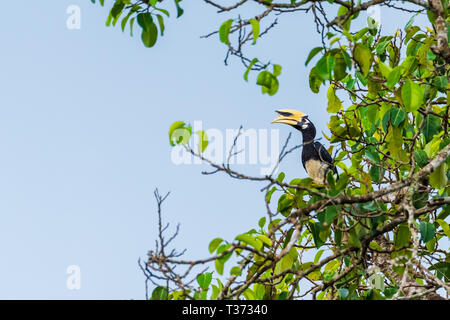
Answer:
0;1;429;299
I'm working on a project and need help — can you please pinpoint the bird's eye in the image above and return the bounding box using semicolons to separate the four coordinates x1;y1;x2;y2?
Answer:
300;117;310;129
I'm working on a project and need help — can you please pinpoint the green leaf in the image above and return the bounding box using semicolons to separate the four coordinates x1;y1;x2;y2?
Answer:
337;5;351;30
405;26;421;44
324;260;339;273
141;21;158;47
334;229;342;246
174;0;184;18
436;219;450;237
326;170;336;189
242;288;256;300
275;254;295;275
383;286;398;299
156;14;165;36
256;71;279;95
309;67;322;93
215;244;232;275
365;146;380;163
333;51;348;81
316;55;335;80
230;266;242;276
106;12;113;27
309;222;325;248
265;186;276;203
317;206;338;226
437;206;450;221
346;78;356;90
365;105;379;123
433;76;448;92
129;17;135;37
151;286;168;300
348;228;362;248
405;12;419;30
110;2;125;19
235;234;263;251
335;173;349;190
268;219;281;230
419;222;435;243
314;249;324;264
208;238;223;253
137;12;152;30
401;81;423;112
197;273;212;290
342;50;352;69
305;47;324;66
243;58;258;81
376;40;390;55
196;130;209;153
389;107;406;127
276;172;285;183
400;56;417;74
249;18;260;44
154;7;170;17
429;262;450;281
354;28;369;41
430;163;448;189
215;259;224;275
377;61;392;79
219;19;233;45
382;107;406;131
327;85;342;113
422;114;441;143
394;223;411;248
386;66;402;89
142;30;157;46
424;138;441;158
369;165;383;183
369;241;383;251
386;126;406;161
353;43;373;76
258;217;266;229
447;20;450;41
121;10;133;32
257;235;272;247
330;37;341;46
356;71;368;86
273;64;282;77
414;150;428;168
168;121;190;146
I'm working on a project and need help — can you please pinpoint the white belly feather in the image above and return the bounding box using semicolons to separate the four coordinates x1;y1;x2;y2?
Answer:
305;159;330;185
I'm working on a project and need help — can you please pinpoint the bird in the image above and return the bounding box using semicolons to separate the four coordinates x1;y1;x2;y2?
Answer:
272;109;338;186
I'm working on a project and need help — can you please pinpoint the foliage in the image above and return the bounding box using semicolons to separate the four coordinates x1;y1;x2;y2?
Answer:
96;0;450;300
91;0;184;47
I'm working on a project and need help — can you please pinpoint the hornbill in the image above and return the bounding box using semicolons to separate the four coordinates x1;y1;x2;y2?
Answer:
272;109;338;185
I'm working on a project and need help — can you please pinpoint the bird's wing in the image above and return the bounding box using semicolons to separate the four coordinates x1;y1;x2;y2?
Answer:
314;142;333;165
314;141;339;177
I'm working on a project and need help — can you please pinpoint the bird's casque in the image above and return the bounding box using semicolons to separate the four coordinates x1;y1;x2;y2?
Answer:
272;109;338;185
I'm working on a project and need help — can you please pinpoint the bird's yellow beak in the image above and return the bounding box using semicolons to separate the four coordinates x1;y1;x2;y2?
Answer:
272;109;307;126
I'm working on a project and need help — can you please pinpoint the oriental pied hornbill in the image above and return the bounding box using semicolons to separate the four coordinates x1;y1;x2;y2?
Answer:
272;109;338;185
